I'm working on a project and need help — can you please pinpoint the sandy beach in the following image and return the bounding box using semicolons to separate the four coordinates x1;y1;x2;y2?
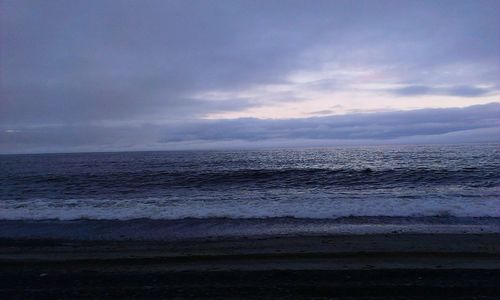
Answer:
1;233;499;299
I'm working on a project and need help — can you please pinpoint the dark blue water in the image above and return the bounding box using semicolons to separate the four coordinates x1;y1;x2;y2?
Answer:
1;144;498;224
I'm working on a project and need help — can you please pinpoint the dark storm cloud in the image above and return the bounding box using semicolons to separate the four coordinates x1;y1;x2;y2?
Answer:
1;103;498;154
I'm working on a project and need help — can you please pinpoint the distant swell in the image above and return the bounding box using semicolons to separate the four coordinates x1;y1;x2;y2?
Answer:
3;167;498;200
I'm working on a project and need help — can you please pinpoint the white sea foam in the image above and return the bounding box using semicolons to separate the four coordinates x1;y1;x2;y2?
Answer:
1;195;499;220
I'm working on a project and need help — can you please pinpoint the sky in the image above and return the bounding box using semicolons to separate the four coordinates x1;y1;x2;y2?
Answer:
1;0;499;153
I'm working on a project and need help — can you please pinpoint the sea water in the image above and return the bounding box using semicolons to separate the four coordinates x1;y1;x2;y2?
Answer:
1;144;499;239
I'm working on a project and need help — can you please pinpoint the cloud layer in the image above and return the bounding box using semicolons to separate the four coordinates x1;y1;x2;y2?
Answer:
392;85;493;97
160;103;500;142
2;103;498;154
1;0;499;152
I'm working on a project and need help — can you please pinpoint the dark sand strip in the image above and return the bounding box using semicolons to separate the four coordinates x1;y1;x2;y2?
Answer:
1;234;500;299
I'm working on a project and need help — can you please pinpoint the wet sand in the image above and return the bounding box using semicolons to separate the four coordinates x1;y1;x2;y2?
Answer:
1;234;500;299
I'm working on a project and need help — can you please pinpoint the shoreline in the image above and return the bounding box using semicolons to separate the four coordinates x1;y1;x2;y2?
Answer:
2;233;500;269
1;217;499;241
2;233;500;298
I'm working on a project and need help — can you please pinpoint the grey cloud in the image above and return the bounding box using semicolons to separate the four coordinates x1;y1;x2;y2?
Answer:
2;103;498;154
392;85;493;97
307;110;336;115
2;0;500;128
159;103;500;142
393;85;432;96
448;85;492;97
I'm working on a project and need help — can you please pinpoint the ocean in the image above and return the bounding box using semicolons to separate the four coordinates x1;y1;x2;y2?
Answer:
1;144;499;240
